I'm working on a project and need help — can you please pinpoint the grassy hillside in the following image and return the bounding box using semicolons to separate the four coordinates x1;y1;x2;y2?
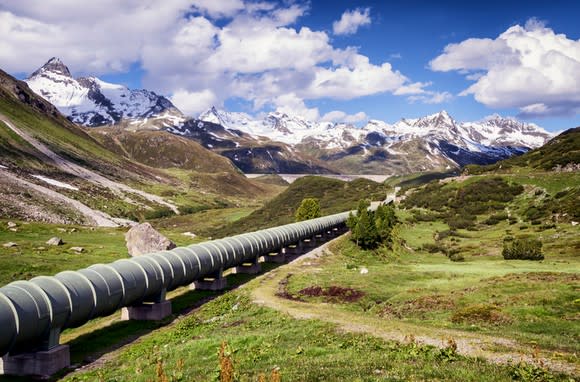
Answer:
0;69;283;224
465;127;580;174
210;176;389;237
89;127;240;174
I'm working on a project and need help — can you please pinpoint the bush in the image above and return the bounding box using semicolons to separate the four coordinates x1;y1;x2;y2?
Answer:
295;198;321;222
144;207;175;220
483;212;508;225
502;237;544;260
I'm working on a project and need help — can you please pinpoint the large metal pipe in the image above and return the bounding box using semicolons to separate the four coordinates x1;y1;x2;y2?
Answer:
0;210;353;356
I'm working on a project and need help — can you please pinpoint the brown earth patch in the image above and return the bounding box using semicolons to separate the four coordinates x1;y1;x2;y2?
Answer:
298;285;365;303
275;273;304;302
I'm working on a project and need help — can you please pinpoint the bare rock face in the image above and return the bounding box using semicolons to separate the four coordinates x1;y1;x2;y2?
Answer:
125;223;176;257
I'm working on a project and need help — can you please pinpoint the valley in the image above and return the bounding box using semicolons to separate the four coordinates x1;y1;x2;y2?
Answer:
0;56;578;381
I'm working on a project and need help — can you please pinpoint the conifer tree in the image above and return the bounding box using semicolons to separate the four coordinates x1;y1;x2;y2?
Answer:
295;198;321;222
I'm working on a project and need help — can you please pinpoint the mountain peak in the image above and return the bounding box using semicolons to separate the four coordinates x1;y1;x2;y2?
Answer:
29;57;72;79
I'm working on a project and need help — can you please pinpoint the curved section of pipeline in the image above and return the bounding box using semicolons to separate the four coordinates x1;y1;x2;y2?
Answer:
0;211;351;356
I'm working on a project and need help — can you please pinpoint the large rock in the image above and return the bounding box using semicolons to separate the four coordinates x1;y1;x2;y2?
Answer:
46;237;64;246
125;223;176;257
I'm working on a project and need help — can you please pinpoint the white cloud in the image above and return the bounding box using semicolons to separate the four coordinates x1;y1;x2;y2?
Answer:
0;1;438;119
170;88;217;116
407;91;453;105
190;0;244;18
273;93;320;121
430;20;580;117
333;8;371;36
304;55;408;99
321;110;368;123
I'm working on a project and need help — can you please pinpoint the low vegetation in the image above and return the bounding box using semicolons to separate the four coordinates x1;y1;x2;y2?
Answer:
211;176;389;237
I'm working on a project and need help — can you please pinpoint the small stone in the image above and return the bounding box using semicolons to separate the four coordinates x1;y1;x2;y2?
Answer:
7;222;17;228
125;223;176;257
9;228;17;232
69;228;77;233
182;231;197;238
46;237;64;246
37;246;46;250
360;267;369;275
70;246;84;253
57;228;67;232
3;242;18;248
572;221;578;226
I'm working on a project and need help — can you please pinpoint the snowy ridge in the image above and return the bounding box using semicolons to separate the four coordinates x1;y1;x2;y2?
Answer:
26;58;186;128
198;108;553;152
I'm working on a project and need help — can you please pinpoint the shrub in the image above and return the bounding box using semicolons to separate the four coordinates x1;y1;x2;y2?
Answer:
144;207;175;220
502;237;544;260
295;198;321;222
483;212;508;225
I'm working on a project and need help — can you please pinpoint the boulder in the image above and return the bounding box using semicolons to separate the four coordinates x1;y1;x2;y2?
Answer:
125;223;176;257
46;237;64;246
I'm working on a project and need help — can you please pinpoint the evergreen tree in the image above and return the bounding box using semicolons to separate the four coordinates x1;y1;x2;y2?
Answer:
353;207;379;249
295;198;321;222
348;200;398;250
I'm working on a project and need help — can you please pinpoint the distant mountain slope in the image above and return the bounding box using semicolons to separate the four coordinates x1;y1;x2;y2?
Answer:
466;127;580;174
0;68;275;224
24;58;554;175
210;176;388;237
26;58;185;129
88;128;240;173
197;107;552;174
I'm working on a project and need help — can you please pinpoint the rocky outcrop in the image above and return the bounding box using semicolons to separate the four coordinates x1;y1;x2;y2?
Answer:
125;222;176;257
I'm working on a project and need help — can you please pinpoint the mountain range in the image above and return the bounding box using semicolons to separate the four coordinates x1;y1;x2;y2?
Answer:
25;58;554;174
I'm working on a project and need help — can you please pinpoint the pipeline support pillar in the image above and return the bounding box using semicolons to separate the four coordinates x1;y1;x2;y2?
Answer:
0;345;70;377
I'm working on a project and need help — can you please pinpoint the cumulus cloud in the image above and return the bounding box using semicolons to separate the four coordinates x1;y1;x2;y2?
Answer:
170;88;218;115
333;8;371;36
407;91;453;105
430;20;580;117
273;93;320;121
0;1;439;119
321;110;368;123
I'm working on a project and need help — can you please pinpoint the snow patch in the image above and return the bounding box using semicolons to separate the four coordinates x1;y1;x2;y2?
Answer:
31;175;79;190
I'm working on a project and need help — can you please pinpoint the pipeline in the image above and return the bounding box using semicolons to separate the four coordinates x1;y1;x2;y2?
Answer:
0;210;352;356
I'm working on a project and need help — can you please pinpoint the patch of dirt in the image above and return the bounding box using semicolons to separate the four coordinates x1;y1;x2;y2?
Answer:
298;285;365;303
275;273;304;302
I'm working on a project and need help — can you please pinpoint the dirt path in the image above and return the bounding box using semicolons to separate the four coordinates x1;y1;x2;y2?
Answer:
0;114;179;214
250;238;578;375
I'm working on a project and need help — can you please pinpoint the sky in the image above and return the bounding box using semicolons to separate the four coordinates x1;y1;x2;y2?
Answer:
0;0;579;132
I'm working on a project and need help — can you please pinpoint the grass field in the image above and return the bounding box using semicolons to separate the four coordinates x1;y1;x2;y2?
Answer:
0;171;578;381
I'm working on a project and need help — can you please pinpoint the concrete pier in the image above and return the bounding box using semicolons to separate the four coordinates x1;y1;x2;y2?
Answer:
0;345;70;377
192;269;228;291
234;257;261;274
121;300;172;321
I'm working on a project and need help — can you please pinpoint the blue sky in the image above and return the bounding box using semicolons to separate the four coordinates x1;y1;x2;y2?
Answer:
1;0;579;131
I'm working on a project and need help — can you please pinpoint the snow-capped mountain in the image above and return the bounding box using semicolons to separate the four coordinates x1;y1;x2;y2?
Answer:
24;58;554;175
26;58;185;129
195;107;553;172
